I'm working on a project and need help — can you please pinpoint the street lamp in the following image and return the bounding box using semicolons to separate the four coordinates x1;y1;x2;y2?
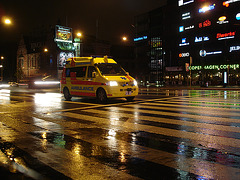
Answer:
77;32;82;37
74;32;82;57
122;36;127;41
2;17;12;25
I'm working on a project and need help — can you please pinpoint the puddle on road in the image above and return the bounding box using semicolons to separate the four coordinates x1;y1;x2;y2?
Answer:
0;141;70;179
27;127;240;179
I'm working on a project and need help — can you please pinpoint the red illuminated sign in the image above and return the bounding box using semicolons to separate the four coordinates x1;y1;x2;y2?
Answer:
199;20;211;28
216;32;236;39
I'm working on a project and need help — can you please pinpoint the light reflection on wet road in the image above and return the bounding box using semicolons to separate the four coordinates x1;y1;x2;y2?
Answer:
0;88;240;179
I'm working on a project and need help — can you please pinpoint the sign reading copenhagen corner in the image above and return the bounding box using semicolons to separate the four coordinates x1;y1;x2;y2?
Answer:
189;64;239;71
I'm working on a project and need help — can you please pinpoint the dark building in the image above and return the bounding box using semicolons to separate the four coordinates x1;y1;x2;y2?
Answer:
177;0;240;86
134;1;178;86
134;0;240;86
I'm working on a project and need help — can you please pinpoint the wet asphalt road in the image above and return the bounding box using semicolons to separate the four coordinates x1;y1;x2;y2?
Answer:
0;87;240;179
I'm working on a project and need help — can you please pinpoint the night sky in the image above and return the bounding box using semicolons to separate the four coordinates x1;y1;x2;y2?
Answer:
0;0;166;80
0;0;166;45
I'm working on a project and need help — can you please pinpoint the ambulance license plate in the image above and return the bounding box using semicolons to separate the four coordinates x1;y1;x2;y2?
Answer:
125;91;132;95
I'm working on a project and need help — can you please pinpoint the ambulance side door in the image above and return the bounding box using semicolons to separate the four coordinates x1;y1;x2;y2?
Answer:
86;66;98;91
71;66;87;93
86;66;97;81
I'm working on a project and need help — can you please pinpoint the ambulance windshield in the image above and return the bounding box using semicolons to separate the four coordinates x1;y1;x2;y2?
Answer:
96;63;126;76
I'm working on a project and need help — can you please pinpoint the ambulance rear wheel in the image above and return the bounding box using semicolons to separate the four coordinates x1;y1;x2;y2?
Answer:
63;87;72;101
97;88;107;103
126;96;135;102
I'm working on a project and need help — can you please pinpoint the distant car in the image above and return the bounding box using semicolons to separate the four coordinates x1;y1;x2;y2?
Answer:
28;75;60;89
8;81;18;87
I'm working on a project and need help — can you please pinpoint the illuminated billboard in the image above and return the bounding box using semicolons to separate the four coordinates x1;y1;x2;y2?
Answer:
58;52;74;67
216;31;236;40
199;4;215;13
178;0;194;6
223;0;240;7
134;36;147;42
236;13;240;20
55;25;73;43
182;12;191;20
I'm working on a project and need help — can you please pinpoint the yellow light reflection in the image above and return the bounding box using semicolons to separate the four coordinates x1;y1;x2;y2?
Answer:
108;129;116;137
73;143;81;155
119;152;127;163
108;107;121;126
42;132;47;139
41;139;47;151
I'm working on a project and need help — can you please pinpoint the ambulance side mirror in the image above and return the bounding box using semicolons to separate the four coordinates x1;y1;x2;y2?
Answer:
92;72;96;78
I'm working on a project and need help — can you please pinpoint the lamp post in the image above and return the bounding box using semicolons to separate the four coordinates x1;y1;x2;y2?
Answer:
74;32;82;57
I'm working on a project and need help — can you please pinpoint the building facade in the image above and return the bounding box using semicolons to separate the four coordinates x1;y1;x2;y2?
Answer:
17;25;111;83
134;0;240;86
177;0;240;86
134;2;178;86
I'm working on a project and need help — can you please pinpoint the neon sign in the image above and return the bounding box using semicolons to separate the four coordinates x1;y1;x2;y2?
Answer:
189;64;239;71
230;46;240;52
195;36;209;42
134;36;147;42
185;25;194;30
223;0;240;7
179;52;190;57
216;32;236;40
179;26;184;32
179;38;189;46
200;50;222;57
199;4;215;13
178;0;194;6
217;16;229;24
199;19;211;28
236;13;240;20
182;12;191;20
179;25;194;32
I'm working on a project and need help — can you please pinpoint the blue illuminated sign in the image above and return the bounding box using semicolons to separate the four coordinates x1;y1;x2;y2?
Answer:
134;36;147;42
236;13;240;20
199;4;215;13
179;38;189;46
195;36;209;42
179;26;184;32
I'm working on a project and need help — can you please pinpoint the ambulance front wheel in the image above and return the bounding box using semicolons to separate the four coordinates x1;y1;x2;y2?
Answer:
63;87;72;101
97;88;107;103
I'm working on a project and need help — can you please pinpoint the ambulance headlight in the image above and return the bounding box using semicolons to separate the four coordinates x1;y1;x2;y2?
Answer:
109;81;118;86
133;80;138;86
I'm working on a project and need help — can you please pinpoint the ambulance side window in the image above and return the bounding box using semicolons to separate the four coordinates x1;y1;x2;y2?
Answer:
66;67;87;77
87;66;96;78
66;68;71;77
76;66;87;77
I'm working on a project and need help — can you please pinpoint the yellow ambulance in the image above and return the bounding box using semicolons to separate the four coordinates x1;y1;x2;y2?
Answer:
60;56;138;102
